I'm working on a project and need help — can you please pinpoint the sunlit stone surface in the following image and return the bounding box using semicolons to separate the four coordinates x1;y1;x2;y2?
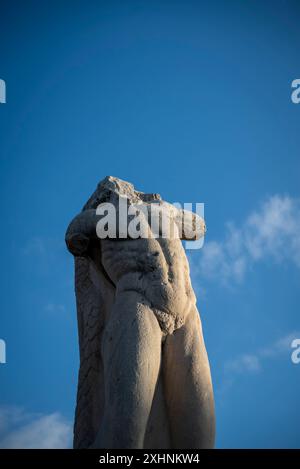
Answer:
65;176;215;449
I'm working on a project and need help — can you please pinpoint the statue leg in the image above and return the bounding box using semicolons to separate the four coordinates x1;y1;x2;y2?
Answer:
162;307;215;448
94;290;163;449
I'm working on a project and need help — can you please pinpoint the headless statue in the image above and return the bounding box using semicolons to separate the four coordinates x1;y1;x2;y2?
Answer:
65;176;215;449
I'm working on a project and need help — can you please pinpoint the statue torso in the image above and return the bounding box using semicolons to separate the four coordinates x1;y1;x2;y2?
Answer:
100;237;196;327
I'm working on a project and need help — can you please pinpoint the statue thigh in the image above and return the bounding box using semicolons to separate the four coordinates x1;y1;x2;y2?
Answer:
162;307;216;449
95;289;163;449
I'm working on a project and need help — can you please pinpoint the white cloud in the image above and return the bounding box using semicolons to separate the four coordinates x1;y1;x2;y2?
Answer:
198;195;300;284
224;331;300;377
245;195;300;266
225;354;261;374
260;332;300;358
0;407;72;449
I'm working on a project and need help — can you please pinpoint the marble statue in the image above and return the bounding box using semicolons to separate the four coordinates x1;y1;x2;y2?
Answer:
65;176;215;449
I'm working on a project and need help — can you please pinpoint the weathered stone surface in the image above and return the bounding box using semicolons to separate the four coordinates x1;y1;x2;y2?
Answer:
66;176;215;449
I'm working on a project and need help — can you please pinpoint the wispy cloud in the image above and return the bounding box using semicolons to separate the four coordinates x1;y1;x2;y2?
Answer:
0;407;72;449
225;354;262;374
198;195;300;285
224;331;300;377
217;331;300;398
259;332;300;358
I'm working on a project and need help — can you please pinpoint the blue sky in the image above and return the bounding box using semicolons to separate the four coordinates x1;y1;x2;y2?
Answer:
0;0;299;448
